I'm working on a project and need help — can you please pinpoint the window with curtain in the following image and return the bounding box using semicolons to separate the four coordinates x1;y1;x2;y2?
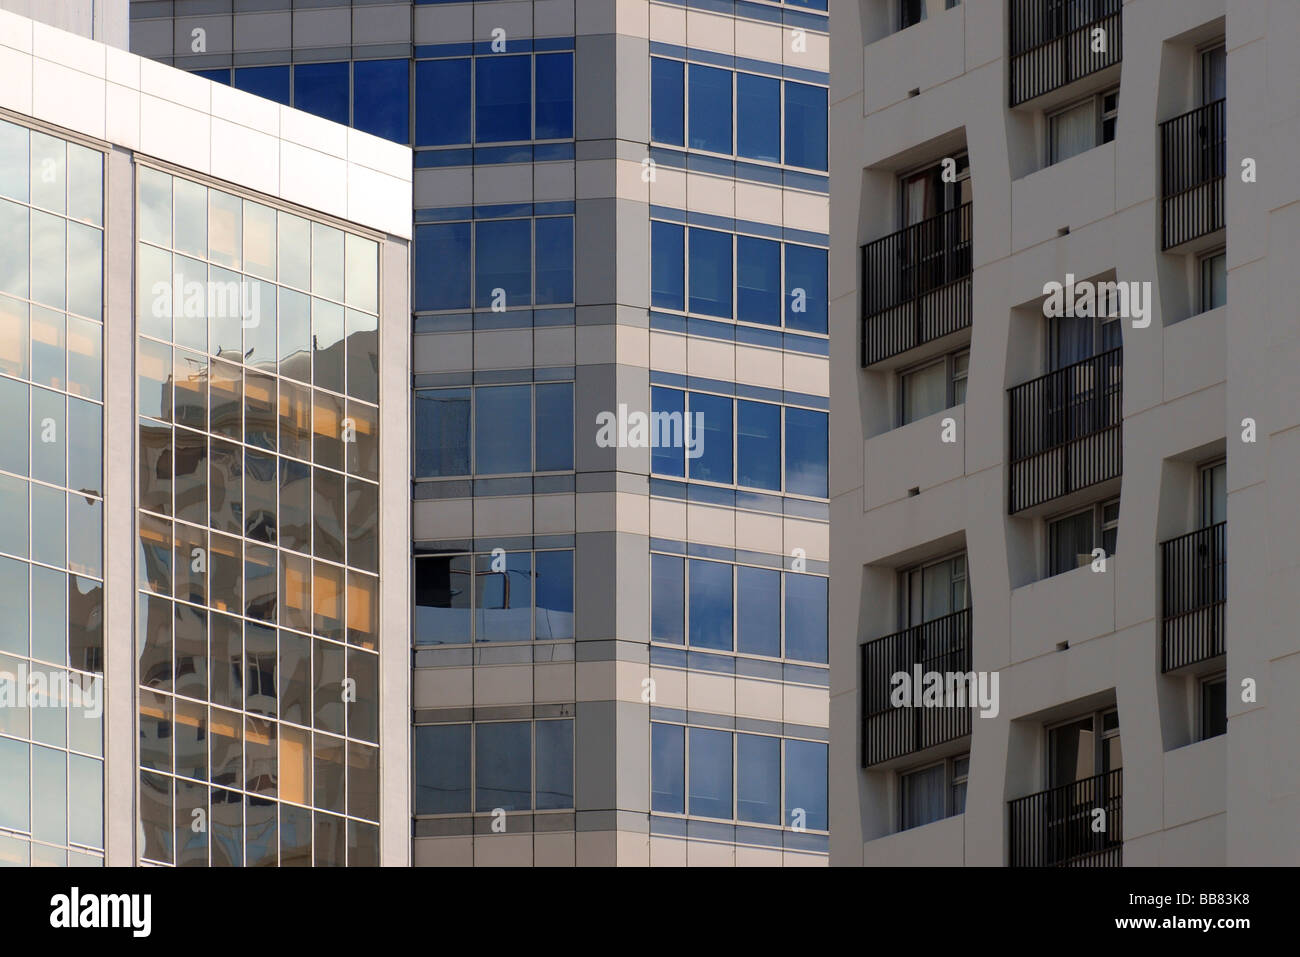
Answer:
901;763;946;829
1049;99;1096;165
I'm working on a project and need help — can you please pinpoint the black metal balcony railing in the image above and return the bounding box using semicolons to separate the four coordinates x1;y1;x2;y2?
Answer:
860;607;972;767
1161;521;1226;672
1009;0;1123;107
860;202;972;366
1161;98;1226;249
1009;768;1123;866
1008;347;1122;513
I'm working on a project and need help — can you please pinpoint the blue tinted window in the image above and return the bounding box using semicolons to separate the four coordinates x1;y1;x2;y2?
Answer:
737;400;780;491
534;217;574;305
688;228;732;318
414;388;470;476
689;559;732;651
785;243;828;333
651;57;685;146
785;739;828;830
737;733;780;824
651;221;685;311
534;550;574;640
234;66;290;105
651;723;685;813
535;53;574;139
476;721;531;811
476;55;531;143
414;222;471;311
476;551;531;642
414;555;471;645
785;407;828;497
353;60;410;143
475;384;531;474
650;387;685;478
416;59;470;146
194;68;230;85
736;565;780;657
293;62;349;126
737;73;780;163
737;236;781;326
787;0;829;8
415;724;470;814
689;64;732;154
689;727;732;818
689;392;733;484
784;81;828;171
651;553;685;644
535;719;574;809
535;381;573;472
475;218;531;309
784;573;827;663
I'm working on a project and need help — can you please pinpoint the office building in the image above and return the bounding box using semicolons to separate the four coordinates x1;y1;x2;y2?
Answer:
130;0;832;866
0;3;412;866
831;0;1296;865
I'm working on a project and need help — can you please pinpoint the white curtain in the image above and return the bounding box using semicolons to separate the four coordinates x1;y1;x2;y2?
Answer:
1051;101;1095;164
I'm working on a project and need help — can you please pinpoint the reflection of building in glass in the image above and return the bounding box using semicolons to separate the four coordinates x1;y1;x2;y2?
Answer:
0;3;410;867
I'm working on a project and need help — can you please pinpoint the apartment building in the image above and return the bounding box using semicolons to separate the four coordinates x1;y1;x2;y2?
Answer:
831;0;1296;866
0;3;413;866
128;0;831;866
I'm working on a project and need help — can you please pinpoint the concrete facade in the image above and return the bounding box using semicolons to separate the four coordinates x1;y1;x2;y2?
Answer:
831;0;1295;866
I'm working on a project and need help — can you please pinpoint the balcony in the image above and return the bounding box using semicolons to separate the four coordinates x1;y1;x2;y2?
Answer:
860;202;972;366
1009;769;1123;866
860;607;972;767
1161;98;1226;249
1009;0;1123;107
1008;347;1122;513
1160;521;1226;672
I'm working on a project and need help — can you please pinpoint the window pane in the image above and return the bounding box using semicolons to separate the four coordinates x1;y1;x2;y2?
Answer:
688;227;733;318
737;73;780;163
688;727;732;818
68;142;102;227
476;721;531;811
475;384;531;474
233;66;290;106
67;221;102;319
903;360;948;424
785;572;827;663
415;555;471;645
688;64;732;154
475;551;531;641
784;81;828;170
901;762;945;830
534;217;574;305
353;59;409;144
737;235;781;326
293;62;349;125
784;407;827;497
737;733;780;824
651;57;685;146
651;553;684;644
476;56;532;143
785;739;827;830
689;559;732;651
736;399;780;491
0;120;28;203
650;386;686;477
651;220;685;311
414;388;470;477
785;243;828;333
689;391;733;484
1050;100;1095;164
535;381;573;472
736;565;780;657
651;723;684;813
416;59;470;146
415;724;471;814
0;200;28;299
535;53;574;140
1050;510;1095;574
415;221;471;312
534;550;574;640
535;719;574;809
475;218;531;309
